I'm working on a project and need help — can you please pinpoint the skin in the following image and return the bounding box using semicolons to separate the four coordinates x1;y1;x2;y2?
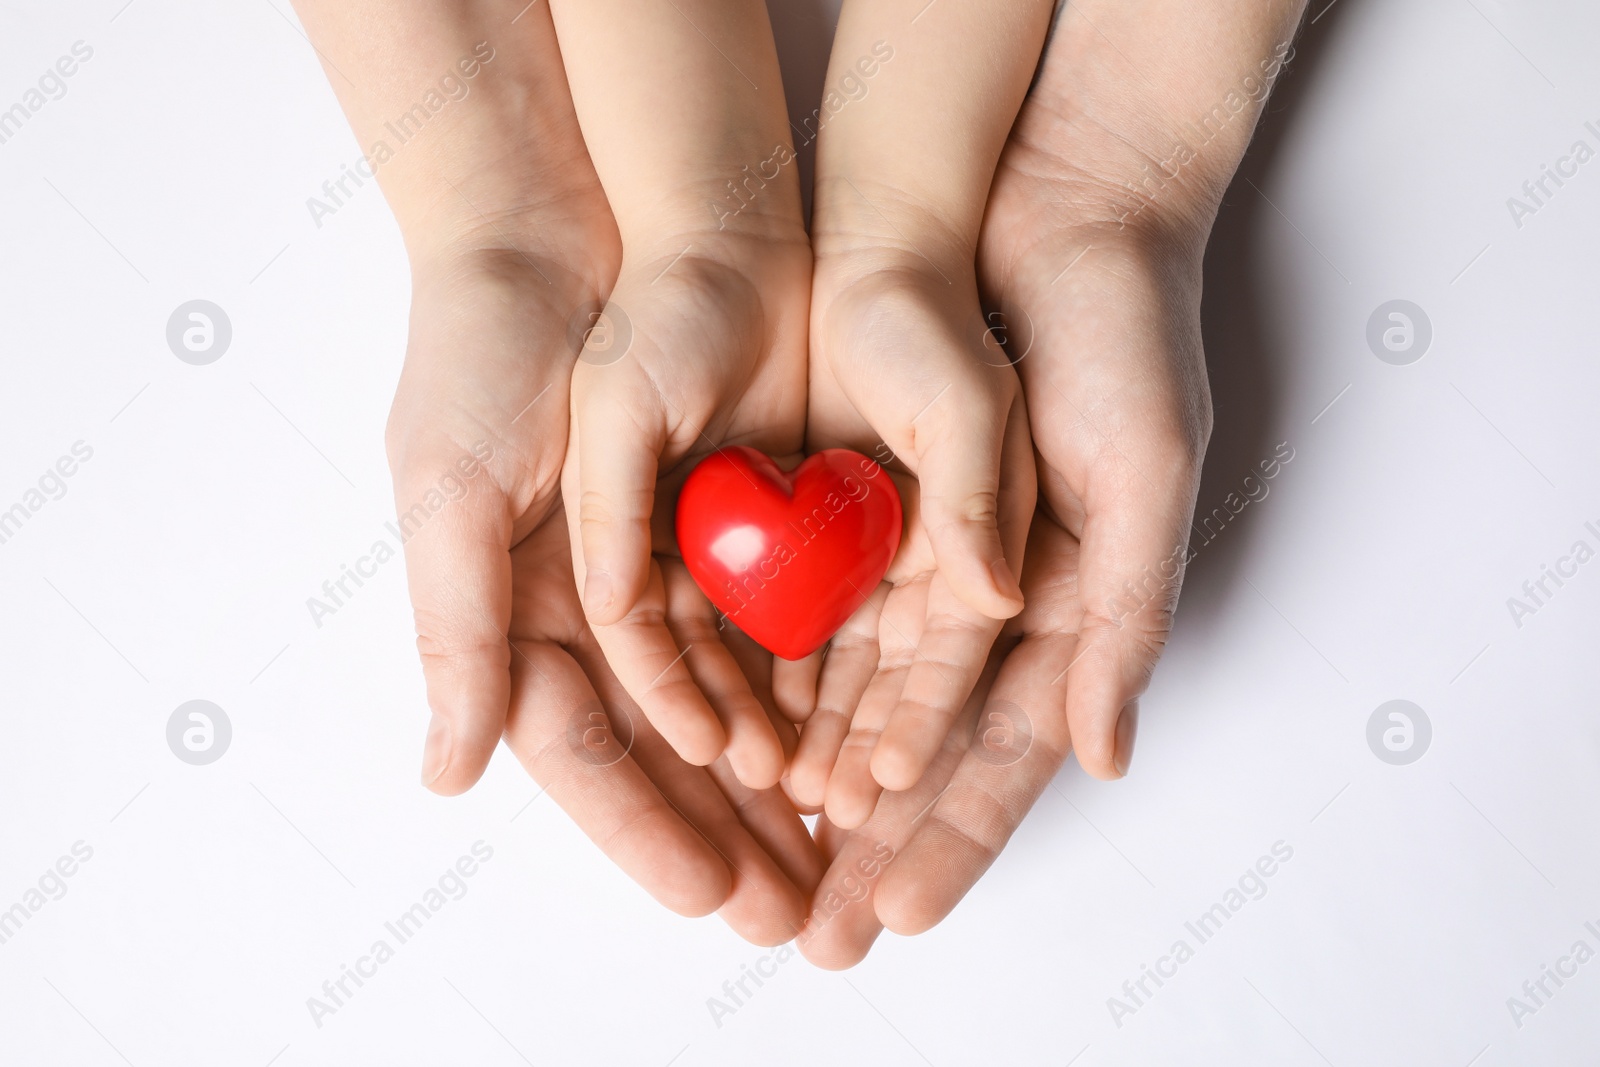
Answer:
790;0;1055;825
547;0;810;789
297;0;1309;962
291;0;820;940
504;514;822;943
801;0;1310;967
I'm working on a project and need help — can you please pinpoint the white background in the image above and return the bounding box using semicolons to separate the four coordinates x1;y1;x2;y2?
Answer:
2;0;1598;1064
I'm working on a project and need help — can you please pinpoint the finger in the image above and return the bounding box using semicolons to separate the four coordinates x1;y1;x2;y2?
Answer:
689;797;810;946
872;580;1003;791
569;369;665;625
566;635;811;946
814;813;849;864
823;583;924;829
869;402;1032;791
1066;448;1195;779
997;387;1038;582
789;592;883;808
794;826;894;970
391;449;513;796
772;649;823;724
662;564;785;789
798;655;994;971
875;630;1075;936
637;749;808;947
780;780;823;817
707;759;826;899
503;640;730;917
716;619;800;764
587;563;728;767
912;374;1027;620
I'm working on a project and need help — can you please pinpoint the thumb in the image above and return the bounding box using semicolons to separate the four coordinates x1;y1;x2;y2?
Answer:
390;444;514;796
1065;464;1195;780
567;374;666;626
912;380;1029;620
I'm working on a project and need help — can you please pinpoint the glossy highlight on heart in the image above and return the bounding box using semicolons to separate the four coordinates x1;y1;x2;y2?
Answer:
675;446;903;660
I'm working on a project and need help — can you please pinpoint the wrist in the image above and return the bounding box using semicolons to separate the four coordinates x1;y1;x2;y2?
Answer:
810;175;978;292
608;160;809;261
400;185;620;304
615;215;811;292
1014;0;1305;242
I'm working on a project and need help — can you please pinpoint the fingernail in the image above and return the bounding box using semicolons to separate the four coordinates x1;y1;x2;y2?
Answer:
1113;700;1139;778
990;558;1024;606
583;569;614;617
422;714;452;787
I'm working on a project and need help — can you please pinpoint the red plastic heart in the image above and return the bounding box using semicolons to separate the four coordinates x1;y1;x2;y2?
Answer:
675;447;902;660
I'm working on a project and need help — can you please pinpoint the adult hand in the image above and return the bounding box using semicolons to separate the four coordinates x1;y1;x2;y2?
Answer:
294;0;822;941
286;0;624;796
502;512;822;943
797;0;1309;965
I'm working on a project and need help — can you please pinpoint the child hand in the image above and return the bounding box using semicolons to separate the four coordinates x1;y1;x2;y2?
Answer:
560;234;811;789
788;261;1036;824
779;0;1054;813
548;0;810;787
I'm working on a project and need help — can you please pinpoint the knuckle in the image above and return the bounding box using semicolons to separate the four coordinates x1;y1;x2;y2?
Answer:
808;704;854;731
1190;390;1215;455
838;727;883;756
670;614;720;647
1084;602;1174;657
645;662;697;698
888;696;946;733
957;490;1002;528
926;489;1002;534
414;621;508;671
1074;610;1167;703
826;626;879;656
1151;413;1209;474
924;606;996;642
578;484;653;530
576;488;618;532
